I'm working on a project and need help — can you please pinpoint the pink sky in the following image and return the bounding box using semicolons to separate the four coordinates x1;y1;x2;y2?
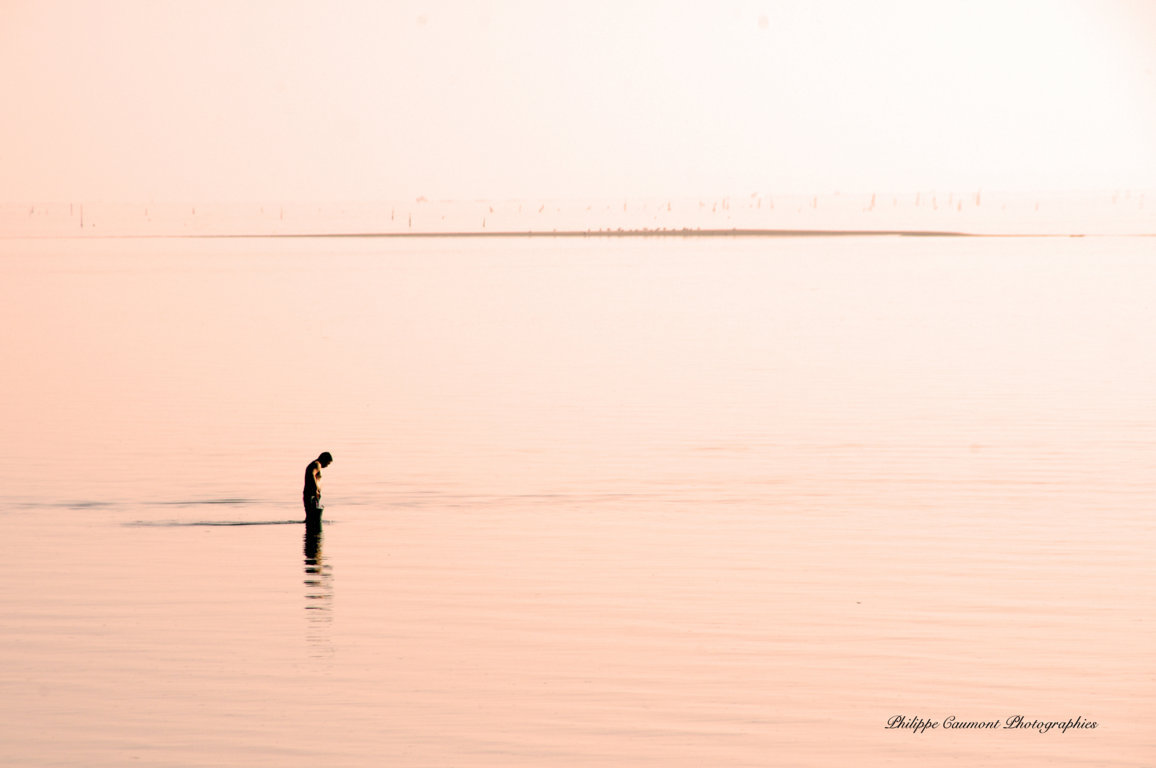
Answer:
2;0;1154;203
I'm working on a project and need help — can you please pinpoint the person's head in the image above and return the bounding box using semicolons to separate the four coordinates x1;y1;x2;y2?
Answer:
318;451;333;467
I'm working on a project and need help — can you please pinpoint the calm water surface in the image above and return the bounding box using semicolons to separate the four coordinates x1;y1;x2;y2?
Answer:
1;235;1153;766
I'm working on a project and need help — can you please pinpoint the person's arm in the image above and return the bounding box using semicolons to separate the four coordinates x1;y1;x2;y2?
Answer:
312;463;323;498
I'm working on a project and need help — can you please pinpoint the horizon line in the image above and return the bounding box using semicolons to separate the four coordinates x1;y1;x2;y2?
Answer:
7;228;1155;241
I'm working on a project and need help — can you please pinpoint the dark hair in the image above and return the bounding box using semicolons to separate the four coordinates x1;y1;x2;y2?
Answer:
318;452;333;464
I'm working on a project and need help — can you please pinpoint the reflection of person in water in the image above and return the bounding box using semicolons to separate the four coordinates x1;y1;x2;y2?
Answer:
303;523;334;657
303;452;333;526
304;525;322;561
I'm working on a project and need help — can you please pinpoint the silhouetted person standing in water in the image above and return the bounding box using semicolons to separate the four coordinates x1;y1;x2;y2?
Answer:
304;452;333;527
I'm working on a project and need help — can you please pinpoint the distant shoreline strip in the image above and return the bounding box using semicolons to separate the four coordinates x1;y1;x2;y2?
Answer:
8;229;1152;240
209;228;974;239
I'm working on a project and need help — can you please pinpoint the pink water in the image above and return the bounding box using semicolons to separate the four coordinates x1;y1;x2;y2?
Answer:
1;234;1153;766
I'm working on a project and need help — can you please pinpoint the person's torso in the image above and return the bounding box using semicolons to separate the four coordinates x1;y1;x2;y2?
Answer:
304;461;321;496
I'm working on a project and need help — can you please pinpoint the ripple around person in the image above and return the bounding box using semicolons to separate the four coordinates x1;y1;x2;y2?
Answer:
125;519;304;527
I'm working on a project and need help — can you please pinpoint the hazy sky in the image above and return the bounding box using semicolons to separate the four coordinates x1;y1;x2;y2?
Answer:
2;0;1154;203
